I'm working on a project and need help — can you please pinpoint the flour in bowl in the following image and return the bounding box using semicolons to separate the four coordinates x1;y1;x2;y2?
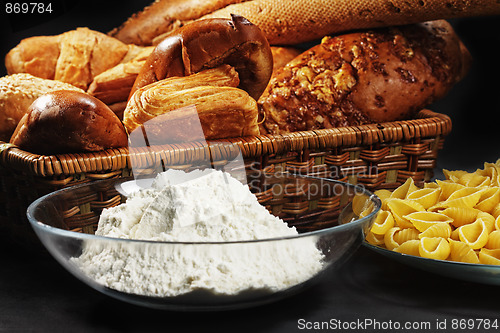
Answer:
72;169;325;297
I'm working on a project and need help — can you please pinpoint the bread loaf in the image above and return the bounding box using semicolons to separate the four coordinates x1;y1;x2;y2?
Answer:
130;15;273;101
5;27;146;90
259;20;471;134
10;90;128;155
0;73;84;141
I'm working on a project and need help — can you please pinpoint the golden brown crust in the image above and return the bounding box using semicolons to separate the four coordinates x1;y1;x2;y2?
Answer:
87;46;155;107
108;0;250;46
124;65;258;142
130;15;273;101
5;28;146;90
0;73;84;141
258;20;471;134
10;90;128;155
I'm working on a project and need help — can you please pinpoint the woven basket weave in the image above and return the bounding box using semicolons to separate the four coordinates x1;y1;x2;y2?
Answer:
0;109;451;245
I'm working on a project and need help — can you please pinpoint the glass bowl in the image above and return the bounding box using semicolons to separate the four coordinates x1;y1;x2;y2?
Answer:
27;173;381;311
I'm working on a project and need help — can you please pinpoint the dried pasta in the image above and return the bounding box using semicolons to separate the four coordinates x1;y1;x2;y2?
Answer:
367;159;500;265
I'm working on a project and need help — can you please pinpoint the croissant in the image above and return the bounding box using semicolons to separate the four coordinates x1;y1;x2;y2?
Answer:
123;65;259;142
5;27;146;91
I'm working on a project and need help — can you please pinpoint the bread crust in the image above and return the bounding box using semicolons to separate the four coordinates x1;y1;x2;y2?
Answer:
10;90;128;155
0;74;84;141
130;15;273;101
258;20;471;134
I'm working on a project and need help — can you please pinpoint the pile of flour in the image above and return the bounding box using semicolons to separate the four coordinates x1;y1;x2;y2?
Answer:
72;169;325;297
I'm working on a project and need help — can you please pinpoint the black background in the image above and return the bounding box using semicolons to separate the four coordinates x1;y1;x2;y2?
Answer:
1;1;500;332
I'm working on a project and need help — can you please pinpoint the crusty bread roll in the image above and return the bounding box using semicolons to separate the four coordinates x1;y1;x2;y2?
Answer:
5;27;146;90
0;73;84;142
108;0;250;46
130;15;273;101
10;90;128;155
259;20;471;134
124;65;259;142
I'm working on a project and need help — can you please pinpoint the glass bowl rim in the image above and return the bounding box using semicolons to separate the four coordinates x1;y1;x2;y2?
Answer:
27;174;382;246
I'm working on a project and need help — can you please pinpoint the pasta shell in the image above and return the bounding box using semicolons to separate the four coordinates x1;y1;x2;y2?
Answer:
491;203;500;218
444;187;482;209
418;237;451;260
458;172;490;187
384;227;419;251
394;240;420;256
486;230;500;249
475;187;500;213
478;248;500;265
418;222;452;239
496;215;500;231
424;182;440;189
370;210;395;235
450;228;461;241
387;199;425;229
365;231;385;246
352;193;375;218
442;207;479;228
483;162;500;186
390;177;418;200
404;211;453;232
477;212;495;233
443;169;468;182
374;189;392;210
436;180;465;201
406;188;441;209
458;218;490;250
448;238;480;264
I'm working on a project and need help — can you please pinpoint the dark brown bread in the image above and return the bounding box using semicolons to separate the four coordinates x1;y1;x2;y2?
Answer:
10;90;128;155
259;20;471;134
130;15;273;101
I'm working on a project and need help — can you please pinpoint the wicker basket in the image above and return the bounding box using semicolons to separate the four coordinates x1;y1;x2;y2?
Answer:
0;109;451;246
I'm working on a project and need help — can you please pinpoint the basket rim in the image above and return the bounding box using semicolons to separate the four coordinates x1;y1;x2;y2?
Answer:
0;109;451;178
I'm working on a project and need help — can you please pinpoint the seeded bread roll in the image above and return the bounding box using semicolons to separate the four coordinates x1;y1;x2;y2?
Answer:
0;73;84;141
259;20;471;134
10;90;128;155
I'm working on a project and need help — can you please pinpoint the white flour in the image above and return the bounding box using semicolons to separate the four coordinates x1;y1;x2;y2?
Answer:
72;169;324;297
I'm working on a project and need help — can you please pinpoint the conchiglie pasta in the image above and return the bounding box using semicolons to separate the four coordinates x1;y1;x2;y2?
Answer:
374;189;392;210
406;188;441;209
418;222;452;239
448;238;480;264
442;207;479;228
394;240;420;256
475;187;500;213
479;248;500;265
486;230;500;249
367;160;500;265
384;227;419;251
458;218;490;250
404;211;452;232
366;231;385;246
390;177;418;200
370;210;395;235
419;237;450;260
352;193;375;217
444;187;483;209
387;199;425;229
